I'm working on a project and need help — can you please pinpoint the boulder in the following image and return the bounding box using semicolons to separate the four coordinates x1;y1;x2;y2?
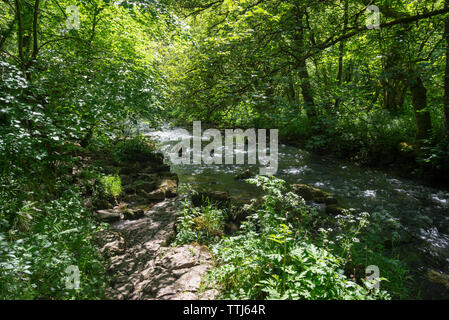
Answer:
135;180;157;193
136;151;164;166
119;162;142;175
120;174;134;186
138;173;159;181
292;183;337;204
123;184;136;194
124;194;148;205
141;245;216;299
94;199;114;210
122;208;145;220
94;231;126;258
137;188;150;198
234;169;253;180
147;189;166;201
427;270;449;290
94;209;121;222
142;164;171;174
158;175;178;198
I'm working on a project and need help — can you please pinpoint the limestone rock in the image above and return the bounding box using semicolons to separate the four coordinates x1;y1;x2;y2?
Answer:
142;164;171;174
234;169;253;180
124;194;148;205
292;183;335;203
141;245;216;300
158;174;178;198
147;189;166;200
94;231;126;258
122;208;145;220
120;174;134;186
94;209;121;222
97;199;216;300
427;270;449;290
135;180;157;193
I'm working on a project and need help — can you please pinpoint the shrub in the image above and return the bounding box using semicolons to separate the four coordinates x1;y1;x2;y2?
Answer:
98;174;122;200
175;198;225;245
111;136;156;164
0;190;108;299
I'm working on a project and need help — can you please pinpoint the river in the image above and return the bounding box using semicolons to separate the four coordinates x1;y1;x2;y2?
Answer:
138;123;449;299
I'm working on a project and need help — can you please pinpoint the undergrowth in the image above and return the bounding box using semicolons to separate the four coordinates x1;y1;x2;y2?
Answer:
175;176;411;300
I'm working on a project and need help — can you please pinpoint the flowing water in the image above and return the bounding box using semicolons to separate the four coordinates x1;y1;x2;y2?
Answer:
139;123;449;299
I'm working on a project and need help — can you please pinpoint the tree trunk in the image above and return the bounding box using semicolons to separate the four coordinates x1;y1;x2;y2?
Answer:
381;29;406;113
410;76;432;141
294;10;316;120
15;0;25;70
334;0;348;109
444;0;449;133
298;58;316;120
15;0;40;78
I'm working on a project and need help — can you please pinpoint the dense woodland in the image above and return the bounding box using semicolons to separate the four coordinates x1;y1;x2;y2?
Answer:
1;0;449;300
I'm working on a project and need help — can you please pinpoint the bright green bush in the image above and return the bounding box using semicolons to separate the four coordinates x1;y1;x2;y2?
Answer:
173;176;405;300
98;174;122;200
175;198;226;245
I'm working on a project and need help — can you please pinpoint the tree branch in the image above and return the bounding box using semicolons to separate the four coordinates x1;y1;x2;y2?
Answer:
306;7;449;60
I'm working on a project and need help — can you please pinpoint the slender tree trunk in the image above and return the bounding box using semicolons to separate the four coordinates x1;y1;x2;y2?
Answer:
298;58;316;120
444;0;449;132
15;0;40;78
334;0;348;109
287;67;296;105
410;76;432;141
294;10;316;120
15;0;24;70
31;0;40;62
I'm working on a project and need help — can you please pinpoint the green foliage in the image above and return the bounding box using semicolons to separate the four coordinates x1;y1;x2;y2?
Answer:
1;0;446;300
0;0;176;300
0;190;108;299
420;138;449;174
98;174;122;200
164;0;449;176
112;136;156;164
175;198;225;245
205;176;391;300
174;176;410;299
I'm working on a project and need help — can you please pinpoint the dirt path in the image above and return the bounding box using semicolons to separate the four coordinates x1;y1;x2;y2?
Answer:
96;198;218;300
